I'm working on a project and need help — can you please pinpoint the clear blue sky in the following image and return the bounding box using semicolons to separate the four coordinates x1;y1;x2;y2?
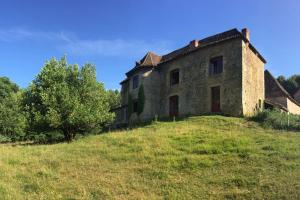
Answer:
0;0;299;89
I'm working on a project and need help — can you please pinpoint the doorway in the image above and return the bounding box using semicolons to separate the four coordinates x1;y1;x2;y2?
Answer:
211;86;221;112
169;95;179;117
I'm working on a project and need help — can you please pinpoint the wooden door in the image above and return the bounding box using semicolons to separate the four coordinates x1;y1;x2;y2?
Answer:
211;86;221;112
169;95;179;117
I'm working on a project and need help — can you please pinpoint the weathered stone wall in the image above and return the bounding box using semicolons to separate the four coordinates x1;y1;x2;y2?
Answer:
242;41;265;116
158;38;244;118
138;69;160;122
121;81;129;105
287;98;300;115
123;68;161;123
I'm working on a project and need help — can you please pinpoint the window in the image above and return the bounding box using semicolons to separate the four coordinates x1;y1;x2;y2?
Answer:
133;100;138;113
132;75;139;89
209;56;223;75
170;69;179;86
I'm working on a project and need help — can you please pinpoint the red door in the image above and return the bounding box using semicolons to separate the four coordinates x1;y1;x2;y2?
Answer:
169;95;179;117
211;86;221;112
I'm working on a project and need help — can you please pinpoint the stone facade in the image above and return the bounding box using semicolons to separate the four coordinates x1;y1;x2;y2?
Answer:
158;38;245;117
242;41;265;116
114;28;267;125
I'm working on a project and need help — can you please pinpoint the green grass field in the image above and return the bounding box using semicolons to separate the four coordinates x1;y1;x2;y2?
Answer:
0;116;299;199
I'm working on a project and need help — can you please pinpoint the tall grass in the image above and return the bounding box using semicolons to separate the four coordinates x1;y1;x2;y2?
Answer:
251;109;300;131
0;115;299;199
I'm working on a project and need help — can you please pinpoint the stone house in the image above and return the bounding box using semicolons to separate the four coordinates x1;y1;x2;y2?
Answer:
265;70;300;115
114;28;267;125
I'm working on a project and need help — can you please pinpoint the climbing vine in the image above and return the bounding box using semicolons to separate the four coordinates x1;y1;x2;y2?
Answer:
137;84;145;115
128;94;133;117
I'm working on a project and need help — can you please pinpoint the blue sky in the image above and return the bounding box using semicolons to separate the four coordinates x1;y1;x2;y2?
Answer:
0;0;299;89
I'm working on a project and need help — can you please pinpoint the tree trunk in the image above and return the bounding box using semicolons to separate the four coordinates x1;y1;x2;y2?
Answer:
63;129;73;142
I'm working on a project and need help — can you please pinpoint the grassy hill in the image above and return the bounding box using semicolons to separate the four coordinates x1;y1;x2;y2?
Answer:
0;116;299;199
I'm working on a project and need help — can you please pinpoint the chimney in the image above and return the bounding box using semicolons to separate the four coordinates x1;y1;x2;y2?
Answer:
242;28;250;41
189;40;199;48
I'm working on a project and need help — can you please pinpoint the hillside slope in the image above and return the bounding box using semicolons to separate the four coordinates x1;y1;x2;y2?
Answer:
0;116;299;199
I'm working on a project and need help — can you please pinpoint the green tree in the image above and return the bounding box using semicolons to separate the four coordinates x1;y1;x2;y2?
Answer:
107;89;121;110
0;77;19;100
0;77;26;142
277;74;300;95
23;57;114;141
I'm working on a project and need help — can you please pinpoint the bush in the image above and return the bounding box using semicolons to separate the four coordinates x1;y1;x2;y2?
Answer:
34;131;65;144
0;135;12;143
251;109;300;131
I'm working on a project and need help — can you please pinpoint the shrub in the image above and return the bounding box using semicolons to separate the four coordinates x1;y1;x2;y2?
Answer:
251;109;300;131
33;131;65;144
0;135;12;143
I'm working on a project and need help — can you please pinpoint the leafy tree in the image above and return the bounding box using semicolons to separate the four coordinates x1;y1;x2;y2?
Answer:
0;77;19;100
23;57;114;141
107;89;121;110
277;74;300;95
137;84;145;115
0;77;26;141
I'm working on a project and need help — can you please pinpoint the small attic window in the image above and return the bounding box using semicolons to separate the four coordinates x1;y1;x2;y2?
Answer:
132;75;139;89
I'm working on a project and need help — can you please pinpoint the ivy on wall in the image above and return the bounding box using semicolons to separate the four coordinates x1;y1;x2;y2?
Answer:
127;84;145;117
128;94;133;117
137;84;145;116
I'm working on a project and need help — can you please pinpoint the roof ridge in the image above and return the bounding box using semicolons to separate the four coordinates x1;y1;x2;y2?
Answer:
124;28;266;78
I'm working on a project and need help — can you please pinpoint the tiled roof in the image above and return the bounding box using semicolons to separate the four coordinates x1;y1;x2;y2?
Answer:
125;52;162;76
265;70;300;107
139;52;162;66
294;87;300;96
160;29;241;64
124;28;266;78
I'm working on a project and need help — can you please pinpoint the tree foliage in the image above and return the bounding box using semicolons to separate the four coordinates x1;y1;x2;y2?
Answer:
0;77;19;100
23;57;114;141
277;74;300;95
107;89;121;110
0;77;26;142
